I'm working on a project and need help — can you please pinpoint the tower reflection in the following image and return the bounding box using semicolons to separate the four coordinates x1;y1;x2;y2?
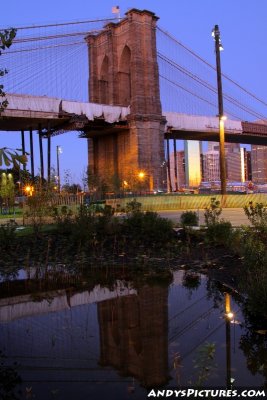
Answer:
97;284;169;388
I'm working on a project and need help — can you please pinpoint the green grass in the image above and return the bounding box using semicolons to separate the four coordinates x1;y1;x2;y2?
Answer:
0;208;23;219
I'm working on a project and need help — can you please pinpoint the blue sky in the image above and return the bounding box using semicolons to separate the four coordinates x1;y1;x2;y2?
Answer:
1;0;267;184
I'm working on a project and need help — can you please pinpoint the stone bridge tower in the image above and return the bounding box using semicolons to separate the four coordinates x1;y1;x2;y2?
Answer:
86;9;166;192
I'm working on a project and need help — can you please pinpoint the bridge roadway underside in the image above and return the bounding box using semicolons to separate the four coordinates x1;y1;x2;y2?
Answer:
0;110;128;136
1;111;267;145
166;129;267;146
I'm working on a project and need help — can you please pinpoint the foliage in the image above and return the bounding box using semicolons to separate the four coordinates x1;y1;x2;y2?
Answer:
0;220;17;250
244;201;267;228
180;210;199;227
52;205;73;233
182;271;201;291
0;148;27;169
0;351;21;400
192;342;216;387
126;198;142;213
239;326;267;385
0;172;15;209
236;222;267;320
85;169;111;199
241;229;267;269
24;189;54;235
122;211;174;251
62;182;82;194
0;28;28;169
0;28;17;112
204;197;222;226
206;220;233;246
243;265;267;320
70;205;97;245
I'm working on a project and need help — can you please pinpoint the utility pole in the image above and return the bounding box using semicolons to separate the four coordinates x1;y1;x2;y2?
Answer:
212;24;227;195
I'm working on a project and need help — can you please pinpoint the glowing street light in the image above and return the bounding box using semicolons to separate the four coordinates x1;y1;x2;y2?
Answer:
138;171;145;179
24;185;34;196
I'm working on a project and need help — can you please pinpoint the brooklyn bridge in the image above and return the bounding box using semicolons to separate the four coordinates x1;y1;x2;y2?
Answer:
1;9;267;190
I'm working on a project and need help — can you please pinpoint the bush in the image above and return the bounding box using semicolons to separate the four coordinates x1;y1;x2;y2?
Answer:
126;199;142;214
24;190;53;235
52;205;73;234
180;211;199;227
205;220;233;246
0;220;17;250
204;197;222;226
244;201;267;227
122;211;174;251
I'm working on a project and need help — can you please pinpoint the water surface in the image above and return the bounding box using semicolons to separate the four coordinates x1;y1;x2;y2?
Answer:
0;270;265;399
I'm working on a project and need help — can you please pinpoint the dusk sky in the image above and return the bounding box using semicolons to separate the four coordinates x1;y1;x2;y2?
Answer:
1;0;267;185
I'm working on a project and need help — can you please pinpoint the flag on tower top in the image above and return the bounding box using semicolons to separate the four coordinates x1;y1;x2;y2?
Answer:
112;6;120;14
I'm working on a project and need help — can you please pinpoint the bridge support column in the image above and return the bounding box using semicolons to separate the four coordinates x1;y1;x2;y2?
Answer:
21;130;26;171
29;128;34;180
86;9;167;193
47;132;51;184
38;125;44;182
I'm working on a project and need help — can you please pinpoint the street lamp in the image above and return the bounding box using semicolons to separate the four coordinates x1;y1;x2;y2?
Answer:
138;171;145;180
56;146;62;193
212;24;227;195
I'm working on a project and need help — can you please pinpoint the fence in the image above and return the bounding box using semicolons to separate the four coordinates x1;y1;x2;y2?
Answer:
106;193;267;211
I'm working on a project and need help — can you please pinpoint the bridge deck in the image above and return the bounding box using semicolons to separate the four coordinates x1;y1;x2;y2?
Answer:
0;93;130;133
1;94;267;145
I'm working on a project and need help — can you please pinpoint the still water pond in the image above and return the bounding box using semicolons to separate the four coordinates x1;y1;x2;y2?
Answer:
0;270;266;399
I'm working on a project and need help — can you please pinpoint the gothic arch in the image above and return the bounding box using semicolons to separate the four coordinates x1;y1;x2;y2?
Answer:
99;55;109;104
118;45;131;105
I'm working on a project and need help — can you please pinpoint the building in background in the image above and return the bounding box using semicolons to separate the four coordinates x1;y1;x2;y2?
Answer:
184;141;202;187
205;142;242;182
202;151;220;181
169;150;185;190
251;145;267;183
240;148;252;182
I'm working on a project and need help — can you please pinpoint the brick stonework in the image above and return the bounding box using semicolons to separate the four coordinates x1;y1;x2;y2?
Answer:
86;9;166;191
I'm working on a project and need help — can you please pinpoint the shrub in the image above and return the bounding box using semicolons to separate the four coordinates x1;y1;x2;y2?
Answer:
180;211;199;227
205;220;233;246
204;197;222;226
52;205;73;234
122;211;174;251
0;220;17;250
244;201;267;227
24;190;53;235
125;198;142;214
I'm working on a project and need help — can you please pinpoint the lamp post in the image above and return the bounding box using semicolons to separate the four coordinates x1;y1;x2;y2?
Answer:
56;145;62;193
212;24;227;195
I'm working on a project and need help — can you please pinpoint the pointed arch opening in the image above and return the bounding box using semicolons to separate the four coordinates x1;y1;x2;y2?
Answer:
99;55;109;104
118;45;131;105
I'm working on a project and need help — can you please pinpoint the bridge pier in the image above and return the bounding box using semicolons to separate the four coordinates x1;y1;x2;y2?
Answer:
86;9;167;192
38;125;44;182
21;130;26;171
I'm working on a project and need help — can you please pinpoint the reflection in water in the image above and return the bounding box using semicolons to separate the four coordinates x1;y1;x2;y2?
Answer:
224;292;234;389
0;270;265;399
98;284;169;388
240;324;267;389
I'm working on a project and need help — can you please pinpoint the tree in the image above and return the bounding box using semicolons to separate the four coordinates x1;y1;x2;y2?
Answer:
0;28;17;112
0;147;27;169
0;172;15;213
0;28;27;169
